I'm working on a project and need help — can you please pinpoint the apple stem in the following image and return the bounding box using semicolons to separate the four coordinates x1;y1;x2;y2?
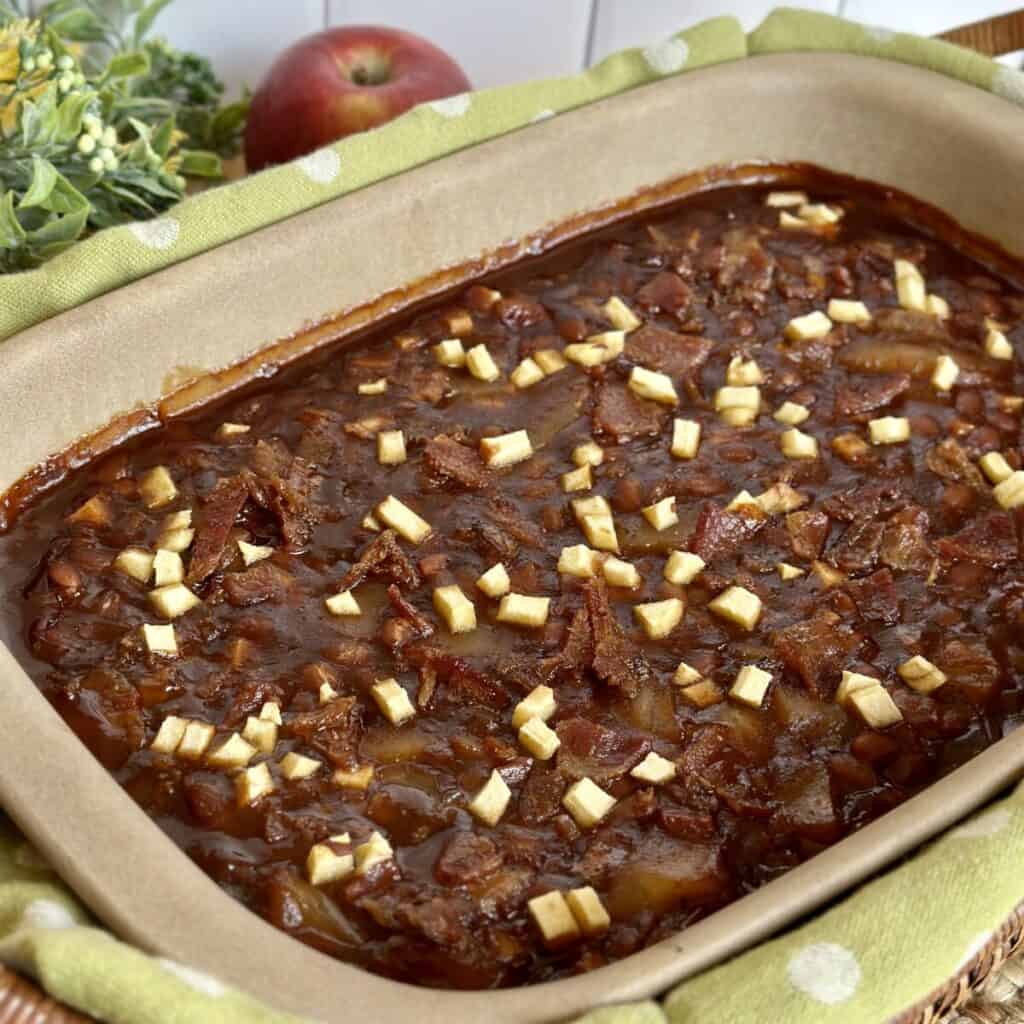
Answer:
348;54;391;87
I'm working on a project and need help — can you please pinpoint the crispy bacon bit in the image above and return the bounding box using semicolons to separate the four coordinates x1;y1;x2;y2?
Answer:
786;510;831;561
386;585;434;638
834;374;910;420
879;506;932;572
592;380;670;443
435;833;503;885
938;638;1001;705
626;325;712;378
244;439;321;548
423;436;491;491
288;696;362;769
405;643;510;709
937;511;1018;567
339;531;421;593
926;438;987;491
556;717;650;784
635;271;691;314
187;477;248;584
823;482;906;524
846;568;900;624
584;578;653;698
826;519;884;575
771;612;862;696
223;561;293;607
690;502;766;563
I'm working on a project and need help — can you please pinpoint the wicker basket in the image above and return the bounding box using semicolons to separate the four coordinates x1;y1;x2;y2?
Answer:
2;8;1024;1024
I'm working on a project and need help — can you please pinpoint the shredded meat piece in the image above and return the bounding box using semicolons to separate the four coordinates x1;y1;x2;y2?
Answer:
295;408;343;468
386;584;434;638
771;612;863;696
338;531;421;592
833;374;910;420
635;271;691;314
926;439;987;491
405;643;510;709
556;717;651;783
222;678;285;730
223;561;293;607
592;380;670;443
827;519;884;575
243;439;321;548
626;325;712;378
823;482;906;523
689;502;766;563
288;696;361;768
786;509;831;561
187;477;248;584
434;833;503;885
584;578;653;698
846;568;900;624
454;521;519;564
937;511;1018;567
422;435;491;491
518;762;566;825
879;506;933;572
484;494;543;549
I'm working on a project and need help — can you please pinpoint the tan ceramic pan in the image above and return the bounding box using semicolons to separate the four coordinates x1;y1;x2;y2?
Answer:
0;53;1023;1023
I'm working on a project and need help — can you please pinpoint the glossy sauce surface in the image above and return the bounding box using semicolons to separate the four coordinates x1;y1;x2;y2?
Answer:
2;174;1023;989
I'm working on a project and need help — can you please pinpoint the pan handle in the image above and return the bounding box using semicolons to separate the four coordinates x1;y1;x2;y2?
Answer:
939;8;1024;57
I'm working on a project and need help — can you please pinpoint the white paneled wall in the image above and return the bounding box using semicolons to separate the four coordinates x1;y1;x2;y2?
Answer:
30;1;1024;97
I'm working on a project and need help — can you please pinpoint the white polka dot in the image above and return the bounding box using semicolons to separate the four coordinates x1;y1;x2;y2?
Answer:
22;899;76;931
959;930;993;969
530;109;555;123
296;147;341;185
864;25;896;43
128;217;179;251
993;66;1024;106
157;958;227;998
642;38;689;76
950;806;1012;839
428;93;471;118
788;942;862;1005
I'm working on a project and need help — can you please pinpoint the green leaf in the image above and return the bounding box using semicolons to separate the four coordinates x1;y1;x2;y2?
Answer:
105;50;151;81
55;91;93;142
0;192;27;249
47;9;108;43
177;149;221;178
25;205;90;259
18;157;57;210
150;115;174;158
133;0;175;45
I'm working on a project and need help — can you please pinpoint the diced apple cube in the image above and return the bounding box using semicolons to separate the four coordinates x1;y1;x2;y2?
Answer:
354;831;394;875
931;355;960;392
558;544;601;578
477;562;511;598
319;681;338;704
142;623;178;657
444;309;474;336
774;401;810;426
726;490;761;513
434;338;466;367
480;429;533;468
664;551;704;585
152;549;184;587
362;513;381;532
730;665;772;708
827;298;871;324
714;385;760;415
216;422;251;439
561;465;592;492
813;560;847;588
894;259;927;312
764;190;808;207
784;311;832;342
371;678;416;726
849;685;904;729
868;416;910;445
157;527;195;553
519;717;560;760
533;348;568;375
798;202;842;225
528;891;581;948
634;598;683;639
836;669;880;705
511;357;545;389
279;751;322;780
307;837;354;886
628;366;678;406
67;494;111;527
178;720;215;760
993;470;1024;510
985;328;1014;360
325;589;361;616
565;886;610;936
708;586;762;631
680;680;723;708
573;441;604;467
150;715;187;753
564;331;625;367
602;296;641;331
925;294;950;319
139;466;178;508
242;716;278;753
235;761;275;806
466;344;501;381
377;430;406;465
980;451;1013;484
898;655;948;693
115;547;154;583
433;584;477;634
642;496;678;531
207;732;258;770
777;562;805;581
779;210;809;230
581;513;619;553
468;769;511;826
757;483;807;515
832;432;872;463
149;583;201;620
602;556;640;589
164;509;192;530
726;356;763;386
630;751;677;785
234;539;272;569
671;418;701;459
497;593;550;628
673;661;703;686
358;378;388;395
572;495;611;520
260;701;282;725
780;427;819;460
376;495;431;543
333;765;375;790
513;685;557;728
563;777;616;829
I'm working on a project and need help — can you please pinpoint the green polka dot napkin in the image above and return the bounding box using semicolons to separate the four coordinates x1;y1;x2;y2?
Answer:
1;8;1023;1024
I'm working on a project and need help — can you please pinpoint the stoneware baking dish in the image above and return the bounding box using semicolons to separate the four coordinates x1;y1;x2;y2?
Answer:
0;52;1022;1023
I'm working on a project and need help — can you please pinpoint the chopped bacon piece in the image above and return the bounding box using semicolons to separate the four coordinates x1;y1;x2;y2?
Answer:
834;374;910;420
423;436;491;491
223;561;293;607
771;612;862;696
435;833;503;885
786;509;830;561
690;502;765;563
926;439;987;491
635;271;692;314
937;512;1018;567
827;519;884;575
243;439;321;548
338;531;421;592
404;643;510;709
592;380;670;443
187;477;248;584
938;638;1001;706
626;325;712;378
386;584;434;638
288;695;362;768
556;717;650;784
879;507;933;572
584;578;653;698
846;568;900;624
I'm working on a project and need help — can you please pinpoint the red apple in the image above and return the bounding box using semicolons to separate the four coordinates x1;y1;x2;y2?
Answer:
245;26;471;171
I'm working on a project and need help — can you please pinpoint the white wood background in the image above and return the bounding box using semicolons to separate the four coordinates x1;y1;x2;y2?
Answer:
31;2;1024;97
